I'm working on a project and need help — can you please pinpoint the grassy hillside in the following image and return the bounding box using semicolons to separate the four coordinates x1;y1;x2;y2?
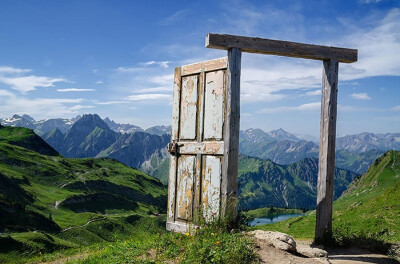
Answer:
254;150;400;245
238;155;358;210
0;126;58;156
0;126;168;262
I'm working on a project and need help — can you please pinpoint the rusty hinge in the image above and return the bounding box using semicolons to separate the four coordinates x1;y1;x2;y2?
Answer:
168;141;182;155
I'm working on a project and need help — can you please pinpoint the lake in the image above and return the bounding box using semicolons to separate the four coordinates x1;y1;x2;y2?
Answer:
248;213;304;227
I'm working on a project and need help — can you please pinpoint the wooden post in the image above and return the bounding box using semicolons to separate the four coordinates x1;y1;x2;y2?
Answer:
221;48;241;223
315;59;339;243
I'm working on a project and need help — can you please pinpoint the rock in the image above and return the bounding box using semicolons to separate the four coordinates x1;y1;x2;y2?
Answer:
250;230;297;252
297;244;328;258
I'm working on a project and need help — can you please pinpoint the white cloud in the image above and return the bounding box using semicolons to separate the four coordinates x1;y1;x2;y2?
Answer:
0;75;67;93
95;80;103;84
134;86;172;94
0;89;14;97
115;66;145;73
0;94;84;118
340;8;400;79
258;102;320;113
126;94;171;101
304;89;321;96
0;66;31;74
391;105;400;111
139;61;170;68
95;101;129;105
69;105;95;111
359;0;381;3
57;88;96;92
160;9;189;25
351;92;371;100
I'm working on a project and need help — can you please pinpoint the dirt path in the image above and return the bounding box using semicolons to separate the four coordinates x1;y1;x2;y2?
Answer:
60;217;106;232
257;239;399;264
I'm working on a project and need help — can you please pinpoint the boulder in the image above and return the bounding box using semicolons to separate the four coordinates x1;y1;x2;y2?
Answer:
297;244;328;258
250;230;297;252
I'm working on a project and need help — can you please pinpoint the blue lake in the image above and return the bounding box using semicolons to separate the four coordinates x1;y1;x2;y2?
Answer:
248;214;305;227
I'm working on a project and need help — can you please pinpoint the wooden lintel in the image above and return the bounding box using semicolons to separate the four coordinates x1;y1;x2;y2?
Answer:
206;33;357;63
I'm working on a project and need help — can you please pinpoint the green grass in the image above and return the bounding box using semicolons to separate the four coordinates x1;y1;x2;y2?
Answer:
0;126;169;262
1;216;258;264
251;151;400;251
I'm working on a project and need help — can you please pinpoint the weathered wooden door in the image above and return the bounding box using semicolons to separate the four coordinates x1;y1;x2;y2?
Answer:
166;57;228;232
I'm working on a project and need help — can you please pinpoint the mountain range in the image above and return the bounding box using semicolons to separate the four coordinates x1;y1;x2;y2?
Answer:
1;113;398;187
238;155;358;210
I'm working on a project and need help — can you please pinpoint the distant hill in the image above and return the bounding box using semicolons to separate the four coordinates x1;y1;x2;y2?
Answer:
256;150;400;245
238;155;358;210
103;117;144;134
0;114;80;135
0;126;58;156
0;126;167;255
41;114;170;170
98;132;170;168
145;125;171;136
336;132;400;152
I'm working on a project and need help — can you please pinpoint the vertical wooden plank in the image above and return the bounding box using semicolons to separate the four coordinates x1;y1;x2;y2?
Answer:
203;70;225;140
315;59;339;243
167;156;177;221
194;71;205;221
176;156;196;220
171;67;181;141
179;75;198;140
221;48;241;221
167;67;181;224
202;156;222;221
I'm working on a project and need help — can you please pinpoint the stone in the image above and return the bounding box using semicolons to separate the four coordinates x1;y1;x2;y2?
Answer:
250;230;297;252
297;244;328;258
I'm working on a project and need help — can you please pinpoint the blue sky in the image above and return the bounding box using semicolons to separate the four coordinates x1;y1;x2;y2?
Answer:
0;0;399;137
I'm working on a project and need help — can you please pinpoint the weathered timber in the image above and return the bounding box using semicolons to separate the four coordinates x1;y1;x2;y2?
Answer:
167;67;182;223
315;59;339;243
181;57;227;76
221;48;241;221
206;33;357;63
167;57;228;233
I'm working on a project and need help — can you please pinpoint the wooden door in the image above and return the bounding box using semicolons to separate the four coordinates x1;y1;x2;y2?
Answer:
166;57;228;232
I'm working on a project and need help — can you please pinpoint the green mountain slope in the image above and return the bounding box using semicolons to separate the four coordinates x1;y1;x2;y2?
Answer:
238;155;358;210
0;126;167;259
256;150;400;244
0;125;58;156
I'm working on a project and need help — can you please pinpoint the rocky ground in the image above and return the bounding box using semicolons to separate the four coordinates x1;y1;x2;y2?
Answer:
251;230;399;264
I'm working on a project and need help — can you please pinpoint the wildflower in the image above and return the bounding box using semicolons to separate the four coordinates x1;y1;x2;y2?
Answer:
185;232;190;237
216;241;220;245
211;232;215;236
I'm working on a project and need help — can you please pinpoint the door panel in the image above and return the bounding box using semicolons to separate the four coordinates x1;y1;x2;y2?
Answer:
202;155;222;220
176;155;196;220
203;70;225;141
179;75;198;140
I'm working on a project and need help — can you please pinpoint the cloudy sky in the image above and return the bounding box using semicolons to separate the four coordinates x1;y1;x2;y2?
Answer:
0;0;399;137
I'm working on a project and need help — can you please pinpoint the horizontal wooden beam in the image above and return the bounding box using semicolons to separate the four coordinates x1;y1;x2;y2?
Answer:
206;33;357;63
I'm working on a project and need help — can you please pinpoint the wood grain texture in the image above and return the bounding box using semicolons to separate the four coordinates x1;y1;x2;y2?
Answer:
221;48;241;221
181;57;227;76
206;33;357;63
315;59;339;243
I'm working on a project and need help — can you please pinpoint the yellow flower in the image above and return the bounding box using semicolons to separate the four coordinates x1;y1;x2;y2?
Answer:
185;232;190;237
216;241;220;245
211;232;215;236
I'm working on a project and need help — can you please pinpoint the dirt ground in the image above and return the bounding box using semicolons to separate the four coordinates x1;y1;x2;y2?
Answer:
256;240;399;264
